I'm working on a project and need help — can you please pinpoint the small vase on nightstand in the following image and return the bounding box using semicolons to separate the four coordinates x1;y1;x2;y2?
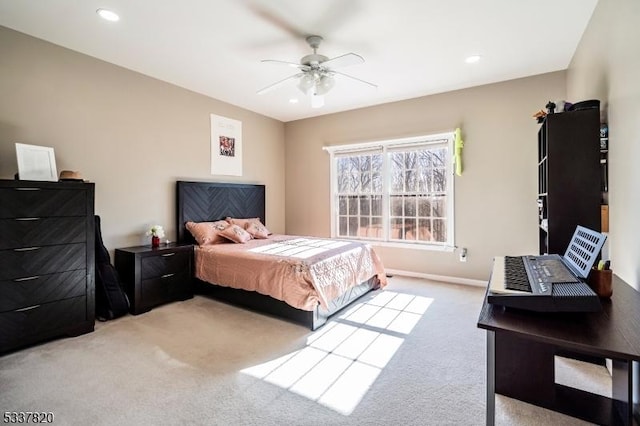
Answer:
147;225;165;248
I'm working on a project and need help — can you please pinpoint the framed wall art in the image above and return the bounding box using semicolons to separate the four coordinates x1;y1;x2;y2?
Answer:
210;114;242;176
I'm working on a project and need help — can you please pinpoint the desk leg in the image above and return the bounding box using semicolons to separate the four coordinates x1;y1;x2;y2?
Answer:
487;330;495;426
612;359;632;425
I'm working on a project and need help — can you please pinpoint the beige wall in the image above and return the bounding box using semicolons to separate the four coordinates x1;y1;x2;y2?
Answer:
7;19;621;286
567;0;640;289
0;26;285;251
285;72;566;281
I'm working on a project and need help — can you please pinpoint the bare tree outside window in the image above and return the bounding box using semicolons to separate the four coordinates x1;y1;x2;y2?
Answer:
336;153;384;238
333;136;452;246
389;146;448;242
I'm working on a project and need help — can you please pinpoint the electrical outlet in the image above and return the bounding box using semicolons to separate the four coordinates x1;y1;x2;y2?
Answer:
459;248;467;262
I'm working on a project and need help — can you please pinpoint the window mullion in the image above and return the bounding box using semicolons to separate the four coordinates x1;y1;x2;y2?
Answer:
382;145;390;241
329;151;336;237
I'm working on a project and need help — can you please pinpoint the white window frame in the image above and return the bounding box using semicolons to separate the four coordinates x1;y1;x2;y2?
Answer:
324;132;455;251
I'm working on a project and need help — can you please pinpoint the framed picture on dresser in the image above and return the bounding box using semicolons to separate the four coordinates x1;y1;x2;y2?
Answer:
15;143;58;181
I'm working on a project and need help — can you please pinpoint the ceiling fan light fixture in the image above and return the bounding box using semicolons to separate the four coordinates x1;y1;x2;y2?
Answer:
314;74;335;95
297;73;315;94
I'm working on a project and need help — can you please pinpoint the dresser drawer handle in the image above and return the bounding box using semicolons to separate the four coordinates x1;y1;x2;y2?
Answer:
15;217;41;221
14;188;41;191
161;273;175;279
13;247;41;252
161;253;176;257
14;276;40;282
15;304;40;312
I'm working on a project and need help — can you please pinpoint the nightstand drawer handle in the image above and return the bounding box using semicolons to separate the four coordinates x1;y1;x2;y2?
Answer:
15;188;41;191
161;253;176;257
161;273;175;279
14;276;40;282
14;247;41;252
15;217;41;221
15;304;40;312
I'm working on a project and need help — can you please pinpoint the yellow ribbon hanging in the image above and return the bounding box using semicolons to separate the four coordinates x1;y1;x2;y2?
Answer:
454;127;464;176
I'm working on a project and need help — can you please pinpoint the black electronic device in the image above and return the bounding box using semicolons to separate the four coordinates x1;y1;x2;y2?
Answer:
487;226;606;312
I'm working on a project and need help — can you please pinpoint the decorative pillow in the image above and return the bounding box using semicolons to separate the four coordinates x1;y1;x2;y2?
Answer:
226;217;260;228
185;220;230;245
245;220;270;239
218;224;252;243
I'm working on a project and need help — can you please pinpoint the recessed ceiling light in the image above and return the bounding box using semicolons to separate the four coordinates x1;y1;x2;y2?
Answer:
465;55;482;64
289;98;299;104
97;8;120;22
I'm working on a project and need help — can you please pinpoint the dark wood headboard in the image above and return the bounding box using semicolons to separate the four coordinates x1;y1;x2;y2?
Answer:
176;181;266;244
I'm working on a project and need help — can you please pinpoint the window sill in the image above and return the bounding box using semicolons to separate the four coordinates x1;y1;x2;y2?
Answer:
336;237;455;252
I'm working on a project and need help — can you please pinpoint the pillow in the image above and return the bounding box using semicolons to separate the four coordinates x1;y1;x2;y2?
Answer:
227;217;272;235
218;224;252;243
245;220;270;239
185;220;230;245
226;217;261;228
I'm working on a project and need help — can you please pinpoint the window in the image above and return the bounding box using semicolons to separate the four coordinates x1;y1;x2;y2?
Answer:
327;133;454;248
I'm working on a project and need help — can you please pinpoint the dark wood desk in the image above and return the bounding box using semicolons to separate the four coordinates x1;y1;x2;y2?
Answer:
478;275;640;425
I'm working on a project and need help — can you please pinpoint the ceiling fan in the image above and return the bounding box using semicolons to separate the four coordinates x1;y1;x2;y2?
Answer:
257;35;377;108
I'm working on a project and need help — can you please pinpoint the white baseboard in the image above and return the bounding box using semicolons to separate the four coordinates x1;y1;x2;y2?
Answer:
385;268;486;287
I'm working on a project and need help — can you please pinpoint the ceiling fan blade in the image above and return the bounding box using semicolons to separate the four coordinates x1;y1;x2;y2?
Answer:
261;59;310;71
332;70;378;89
257;72;303;95
312;0;361;35
247;0;360;39
246;2;307;39
321;53;364;69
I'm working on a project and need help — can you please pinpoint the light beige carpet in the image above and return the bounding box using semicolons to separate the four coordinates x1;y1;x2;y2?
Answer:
0;276;610;425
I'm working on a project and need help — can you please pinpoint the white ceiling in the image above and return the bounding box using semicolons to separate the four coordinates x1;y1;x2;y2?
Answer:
0;0;598;122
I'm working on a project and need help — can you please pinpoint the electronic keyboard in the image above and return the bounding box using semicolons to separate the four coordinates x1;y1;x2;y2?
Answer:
487;256;601;312
487;226;606;313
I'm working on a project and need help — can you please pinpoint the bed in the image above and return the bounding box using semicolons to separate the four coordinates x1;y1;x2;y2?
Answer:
176;181;386;330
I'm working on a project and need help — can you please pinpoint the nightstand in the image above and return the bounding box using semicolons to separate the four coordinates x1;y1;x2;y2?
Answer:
114;243;193;315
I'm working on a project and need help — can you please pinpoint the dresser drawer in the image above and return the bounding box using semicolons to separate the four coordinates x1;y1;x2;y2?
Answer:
0;243;86;281
0;270;86;313
0;296;87;349
0;188;87;218
0;217;86;250
141;271;192;309
141;250;190;280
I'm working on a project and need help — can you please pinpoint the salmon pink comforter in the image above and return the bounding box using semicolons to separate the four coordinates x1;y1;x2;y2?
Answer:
194;235;387;311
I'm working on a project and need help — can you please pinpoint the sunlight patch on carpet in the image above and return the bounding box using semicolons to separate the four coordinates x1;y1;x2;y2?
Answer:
341;291;433;335
240;291;431;415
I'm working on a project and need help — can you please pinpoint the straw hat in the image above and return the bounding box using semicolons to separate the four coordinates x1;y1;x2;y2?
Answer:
59;170;83;181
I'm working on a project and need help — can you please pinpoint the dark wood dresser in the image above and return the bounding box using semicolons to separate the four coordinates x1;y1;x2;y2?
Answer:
115;243;193;315
0;179;95;354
